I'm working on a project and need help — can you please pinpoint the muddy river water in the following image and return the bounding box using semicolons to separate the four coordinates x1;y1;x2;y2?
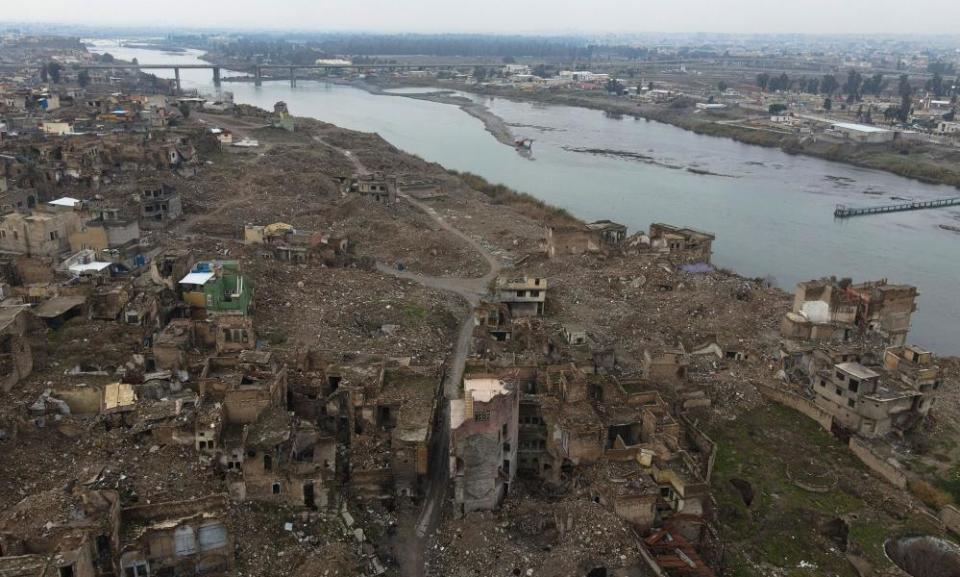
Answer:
88;41;960;354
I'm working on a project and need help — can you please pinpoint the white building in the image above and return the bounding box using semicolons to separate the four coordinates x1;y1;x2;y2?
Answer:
831;122;897;144
937;121;960;135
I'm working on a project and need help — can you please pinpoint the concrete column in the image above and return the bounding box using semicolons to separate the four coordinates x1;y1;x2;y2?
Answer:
173;68;181;93
254;66;262;86
290;67;296;87
212;67;221;87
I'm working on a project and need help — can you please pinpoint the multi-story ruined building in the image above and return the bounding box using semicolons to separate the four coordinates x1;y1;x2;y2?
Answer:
139;182;182;228
781;278;918;347
648;223;715;263
451;361;715;542
811;359;935;437
349;173;398;204
199;351;287;425
496;276;547;317
0;208;81;257
450;375;520;514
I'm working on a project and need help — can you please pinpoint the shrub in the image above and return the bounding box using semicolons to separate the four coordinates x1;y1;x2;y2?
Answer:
909;479;954;509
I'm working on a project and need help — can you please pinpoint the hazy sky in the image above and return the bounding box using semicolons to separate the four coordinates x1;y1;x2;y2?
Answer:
5;0;960;35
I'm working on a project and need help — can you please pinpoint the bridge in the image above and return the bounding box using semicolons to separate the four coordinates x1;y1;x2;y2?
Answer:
834;196;960;219
0;61;506;91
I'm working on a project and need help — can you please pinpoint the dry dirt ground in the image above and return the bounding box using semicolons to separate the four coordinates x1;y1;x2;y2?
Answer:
3;111;958;577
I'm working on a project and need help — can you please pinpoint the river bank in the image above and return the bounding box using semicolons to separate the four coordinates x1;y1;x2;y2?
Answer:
356;83;519;149
425;82;960;190
86;41;960;354
218;72;960;190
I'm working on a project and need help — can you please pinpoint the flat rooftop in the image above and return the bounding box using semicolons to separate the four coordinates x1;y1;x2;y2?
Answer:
836;362;880;380
832;122;893;133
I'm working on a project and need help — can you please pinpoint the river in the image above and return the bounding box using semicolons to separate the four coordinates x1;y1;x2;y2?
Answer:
87;41;960;355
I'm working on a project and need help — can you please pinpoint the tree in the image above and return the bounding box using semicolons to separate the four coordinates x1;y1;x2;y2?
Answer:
884;105;900;121
845;69;863;102
77;70;90;87
775;72;791;92
898;74;913;123
131;57;139;66
821;74;839;95
898;74;912;97
502;55;516;64
46;62;62;83
100;52;115;63
178;102;191;119
769;103;788;115
473;66;488;82
943;108;955;122
863;73;886;96
756;72;770;91
39;66;48;82
605;77;624;95
823;97;833;111
717;80;728;93
926;72;945;98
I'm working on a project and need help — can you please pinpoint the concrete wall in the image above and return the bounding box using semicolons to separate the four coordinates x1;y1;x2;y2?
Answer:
679;414;717;484
55;385;103;414
755;383;834;432
848;437;907;490
940;505;960;536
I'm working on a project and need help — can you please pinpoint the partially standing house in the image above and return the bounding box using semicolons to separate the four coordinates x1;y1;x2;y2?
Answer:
496;276;547;317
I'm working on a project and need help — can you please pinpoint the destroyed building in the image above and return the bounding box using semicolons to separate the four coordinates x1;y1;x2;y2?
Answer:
0;208;81;257
222;407;335;509
69;206;140;255
811;359;936;437
199;350;288;425
119;495;233;577
0;488;120;577
781;278;918;348
544;220;627;258
648;223;715;263
496;276;547;317
450;375;520;514
243;222;348;263
450;361;715;544
349;173;397;204
0;306;32;392
334;363;441;500
138;182;182;228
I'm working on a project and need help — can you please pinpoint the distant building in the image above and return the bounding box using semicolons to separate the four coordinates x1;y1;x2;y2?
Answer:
139;183;182;228
0;208;81;257
831;122;897;144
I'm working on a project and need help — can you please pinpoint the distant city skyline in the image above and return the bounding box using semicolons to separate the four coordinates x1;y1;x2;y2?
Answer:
4;0;960;36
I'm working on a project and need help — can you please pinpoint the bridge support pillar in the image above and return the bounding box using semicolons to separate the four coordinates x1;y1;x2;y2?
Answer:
290;67;296;87
173;68;181;93
254;66;262;86
212;67;221;87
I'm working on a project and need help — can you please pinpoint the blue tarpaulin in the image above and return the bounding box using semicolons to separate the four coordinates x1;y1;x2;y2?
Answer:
679;263;714;274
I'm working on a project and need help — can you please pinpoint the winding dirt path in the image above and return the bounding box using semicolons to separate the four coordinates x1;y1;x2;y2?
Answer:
319;135;501;577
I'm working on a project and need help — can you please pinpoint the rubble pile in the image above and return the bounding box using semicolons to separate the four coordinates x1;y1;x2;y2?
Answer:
0;45;956;577
426;496;642;577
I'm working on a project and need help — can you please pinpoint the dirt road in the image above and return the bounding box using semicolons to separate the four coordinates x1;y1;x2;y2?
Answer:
322;137;501;576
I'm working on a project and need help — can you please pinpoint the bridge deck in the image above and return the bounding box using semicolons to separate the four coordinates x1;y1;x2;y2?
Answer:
834;197;960;218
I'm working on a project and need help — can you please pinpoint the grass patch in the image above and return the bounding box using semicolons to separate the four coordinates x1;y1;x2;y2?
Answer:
403;304;428;322
452;170;580;227
706;404;941;576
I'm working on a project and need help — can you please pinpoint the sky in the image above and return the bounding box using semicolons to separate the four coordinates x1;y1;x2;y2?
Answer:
4;0;960;35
